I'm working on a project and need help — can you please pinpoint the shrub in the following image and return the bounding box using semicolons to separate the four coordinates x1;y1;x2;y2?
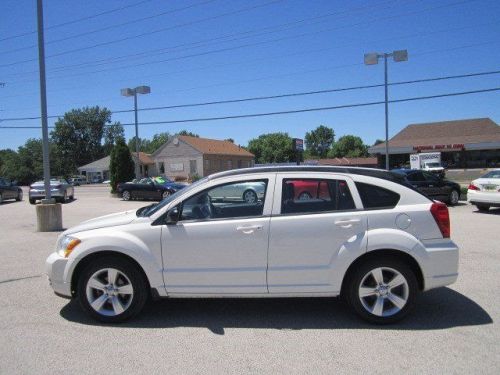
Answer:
109;139;135;193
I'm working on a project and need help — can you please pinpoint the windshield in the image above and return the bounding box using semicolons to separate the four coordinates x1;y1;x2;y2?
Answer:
425;162;441;167
141;177;209;217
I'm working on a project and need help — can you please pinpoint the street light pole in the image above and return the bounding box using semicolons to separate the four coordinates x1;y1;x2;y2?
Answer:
384;53;389;171
133;90;140;179
364;50;408;170
121;86;151;179
36;0;52;201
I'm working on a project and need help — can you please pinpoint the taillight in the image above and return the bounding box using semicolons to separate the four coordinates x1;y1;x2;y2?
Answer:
430;202;450;238
468;183;480;191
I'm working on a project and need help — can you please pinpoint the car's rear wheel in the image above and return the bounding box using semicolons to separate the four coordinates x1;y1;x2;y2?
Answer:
345;258;418;324
122;190;131;201
16;189;23;201
476;204;490;212
77;257;148;323
29;198;36;205
448;189;459;205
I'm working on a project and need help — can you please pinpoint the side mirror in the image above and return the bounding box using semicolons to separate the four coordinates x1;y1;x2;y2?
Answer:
165;206;180;225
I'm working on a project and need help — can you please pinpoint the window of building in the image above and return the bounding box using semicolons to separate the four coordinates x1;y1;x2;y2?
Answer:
281;179;355;214
180;180;268;220
159;162;165;174
355;182;400;209
204;159;210;170
219;160;224;170
237;160;242;168
227;160;233;169
189;160;197;174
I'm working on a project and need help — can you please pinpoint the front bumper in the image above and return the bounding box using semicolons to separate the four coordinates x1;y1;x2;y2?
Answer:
467;190;500;206
422;239;459;291
45;252;72;297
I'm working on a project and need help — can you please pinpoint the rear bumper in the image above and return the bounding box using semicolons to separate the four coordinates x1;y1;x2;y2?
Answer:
421;239;459;291
29;190;65;199
467;190;500;206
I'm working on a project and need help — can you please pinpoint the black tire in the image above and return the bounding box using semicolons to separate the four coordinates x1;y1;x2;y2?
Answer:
77;256;148;323
29;198;36;205
16;189;23;201
0;193;3;204
122;190;131;201
476;204;490;212
448;189;460;206
242;189;258;203
344;258;418;324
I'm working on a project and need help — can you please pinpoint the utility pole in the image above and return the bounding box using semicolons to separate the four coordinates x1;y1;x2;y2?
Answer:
37;0;52;202
36;0;62;231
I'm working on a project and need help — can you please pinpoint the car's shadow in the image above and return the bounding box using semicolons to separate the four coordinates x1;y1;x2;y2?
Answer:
60;287;492;334
472;207;500;215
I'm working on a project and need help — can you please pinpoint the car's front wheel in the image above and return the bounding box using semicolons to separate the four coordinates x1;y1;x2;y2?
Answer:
345;258;418;324
242;189;257;203
77;257;148;323
162;190;171;200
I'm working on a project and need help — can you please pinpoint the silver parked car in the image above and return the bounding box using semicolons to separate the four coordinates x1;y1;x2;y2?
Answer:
29;178;75;204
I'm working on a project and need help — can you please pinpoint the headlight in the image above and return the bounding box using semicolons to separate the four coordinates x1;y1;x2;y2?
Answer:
56;235;81;258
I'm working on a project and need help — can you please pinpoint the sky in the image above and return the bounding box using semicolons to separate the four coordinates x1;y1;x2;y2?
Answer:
0;0;499;151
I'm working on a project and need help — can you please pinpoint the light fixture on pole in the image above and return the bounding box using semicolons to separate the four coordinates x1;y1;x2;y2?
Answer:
121;86;151;179
364;50;408;170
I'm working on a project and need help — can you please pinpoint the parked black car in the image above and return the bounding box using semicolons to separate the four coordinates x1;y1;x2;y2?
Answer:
0;177;23;204
117;177;186;201
392;169;461;205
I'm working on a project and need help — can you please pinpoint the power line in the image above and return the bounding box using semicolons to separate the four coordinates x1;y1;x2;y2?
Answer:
2;0;219;55
0;0;152;43
0;0;284;68
0;0;480;69
2;69;499;122
1;87;499;129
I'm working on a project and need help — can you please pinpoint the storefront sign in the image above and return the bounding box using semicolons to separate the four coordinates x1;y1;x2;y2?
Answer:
413;144;464;151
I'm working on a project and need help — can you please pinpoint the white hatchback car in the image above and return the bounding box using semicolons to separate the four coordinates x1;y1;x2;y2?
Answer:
467;169;500;211
46;167;459;324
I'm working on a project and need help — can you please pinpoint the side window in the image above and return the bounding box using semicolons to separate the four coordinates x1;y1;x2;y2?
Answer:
180;179;268;221
355;182;400;209
422;171;438;181
281;179;355;214
407;171;425;182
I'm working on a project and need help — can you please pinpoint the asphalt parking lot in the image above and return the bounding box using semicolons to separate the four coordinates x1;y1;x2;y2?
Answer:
0;185;499;374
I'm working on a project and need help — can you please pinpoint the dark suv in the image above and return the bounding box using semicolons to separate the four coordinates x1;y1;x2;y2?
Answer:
0;177;23;204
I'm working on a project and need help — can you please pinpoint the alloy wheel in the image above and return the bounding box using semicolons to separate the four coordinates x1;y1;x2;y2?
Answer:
243;190;257;203
85;268;134;317
162;190;171;199
450;190;459;205
122;191;131;201
358;267;409;317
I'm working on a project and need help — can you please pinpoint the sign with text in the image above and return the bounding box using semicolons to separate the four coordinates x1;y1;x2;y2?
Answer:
293;138;304;152
413;144;464;151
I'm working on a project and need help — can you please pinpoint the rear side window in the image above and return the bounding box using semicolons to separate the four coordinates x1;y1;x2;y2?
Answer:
281;179;355;214
355;182;400;209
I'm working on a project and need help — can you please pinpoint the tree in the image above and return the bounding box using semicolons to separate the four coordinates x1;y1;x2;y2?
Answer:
247;133;295;164
149;132;170;153
305;125;335;158
127;136;151;153
329;135;368;158
177;130;199;137
51;106;112;174
0;139;61;184
103;122;125;155
373;139;384;146
109;139;135;193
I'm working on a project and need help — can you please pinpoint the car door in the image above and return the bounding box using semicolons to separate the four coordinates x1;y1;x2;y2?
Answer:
406;171;435;198
0;178;9;199
3;178;15;199
422;171;448;200
160;174;275;295
267;173;367;294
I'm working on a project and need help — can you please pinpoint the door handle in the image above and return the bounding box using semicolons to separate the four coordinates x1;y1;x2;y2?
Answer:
236;225;263;234
335;219;360;228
